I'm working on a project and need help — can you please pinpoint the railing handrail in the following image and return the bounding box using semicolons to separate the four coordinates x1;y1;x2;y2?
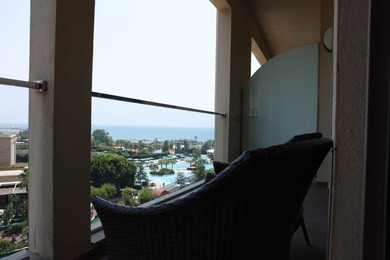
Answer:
0;77;225;116
0;77;47;92
92;91;226;117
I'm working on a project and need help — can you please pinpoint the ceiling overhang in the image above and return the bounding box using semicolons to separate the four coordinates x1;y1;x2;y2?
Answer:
211;0;321;64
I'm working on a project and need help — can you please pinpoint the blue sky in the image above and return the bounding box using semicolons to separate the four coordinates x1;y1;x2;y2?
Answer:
0;1;259;128
0;1;30;126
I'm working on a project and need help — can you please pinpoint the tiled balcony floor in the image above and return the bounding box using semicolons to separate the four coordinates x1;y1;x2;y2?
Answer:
290;184;329;260
92;184;329;260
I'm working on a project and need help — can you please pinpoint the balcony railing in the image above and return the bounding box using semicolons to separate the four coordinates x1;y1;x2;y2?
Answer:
0;76;226;116
0;77;47;92
1;76;226;257
92;91;226;117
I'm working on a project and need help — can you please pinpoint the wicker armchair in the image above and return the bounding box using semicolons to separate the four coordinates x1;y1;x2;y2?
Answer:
92;137;333;260
212;132;324;246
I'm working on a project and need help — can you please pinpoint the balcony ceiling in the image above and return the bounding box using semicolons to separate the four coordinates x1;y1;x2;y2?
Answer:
246;0;321;60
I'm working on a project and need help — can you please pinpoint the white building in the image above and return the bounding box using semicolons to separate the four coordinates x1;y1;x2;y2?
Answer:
0;134;17;166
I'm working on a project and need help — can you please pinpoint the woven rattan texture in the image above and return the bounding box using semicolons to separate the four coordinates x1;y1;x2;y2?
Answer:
92;137;333;260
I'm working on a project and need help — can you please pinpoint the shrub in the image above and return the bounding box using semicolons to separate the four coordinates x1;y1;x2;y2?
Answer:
0;240;18;255
121;187;136;196
121;194;137;206
91;186;107;199
100;183;117;199
138;188;153;204
2;220;27;237
149;168;174;176
91;183;118;200
16;151;28;163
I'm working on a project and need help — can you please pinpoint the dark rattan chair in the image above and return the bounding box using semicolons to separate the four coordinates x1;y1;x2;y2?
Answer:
212;132;324;246
286;132;324;245
92;137;333;260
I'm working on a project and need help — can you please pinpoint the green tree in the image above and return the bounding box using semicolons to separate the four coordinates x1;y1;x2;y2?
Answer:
175;142;183;154
115;139;131;149
168;158;177;170
134;162;149;186
100;183;117;198
186;148;207;167
20;168;28;191
195;164;207;181
0;240;18;255
138;188;153;204
149;163;159;173
175;173;187;188
121;193;137;206
91;153;136;189
91;186;108;199
91;129;113;146
90;183;117;199
192;148;201;160
16;142;28;151
16;150;29;163
162;140;170;153
136;149;149;155
1;195;27;225
201;139;214;154
158;158;170;169
120;187;137;206
183;139;190;153
17;129;28;141
148;138;159;153
121;187;136;197
138;140;145;150
0;168;29;225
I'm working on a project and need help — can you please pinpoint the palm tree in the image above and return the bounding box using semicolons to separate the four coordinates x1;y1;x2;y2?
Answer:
159;158;170;169
134;162;149;186
20;168;28;191
149;163;159;173
175;173;187;188
168;158;177;170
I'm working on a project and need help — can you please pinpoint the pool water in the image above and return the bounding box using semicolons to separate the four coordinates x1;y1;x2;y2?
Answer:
145;160;212;185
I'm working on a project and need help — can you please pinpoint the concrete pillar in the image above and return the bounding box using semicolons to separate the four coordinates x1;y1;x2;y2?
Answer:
213;0;251;162
328;0;369;258
29;0;95;259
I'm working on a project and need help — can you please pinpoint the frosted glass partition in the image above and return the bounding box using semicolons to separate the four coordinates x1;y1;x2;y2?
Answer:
243;44;318;150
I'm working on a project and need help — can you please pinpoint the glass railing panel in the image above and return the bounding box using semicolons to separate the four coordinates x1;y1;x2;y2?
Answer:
92;0;216;111
0;90;30;255
90;97;218;229
0;0;30;256
91;1;217;231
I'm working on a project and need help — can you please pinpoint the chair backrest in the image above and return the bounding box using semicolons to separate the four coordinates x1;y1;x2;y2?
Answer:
287;132;323;143
92;137;333;259
213;132;324;174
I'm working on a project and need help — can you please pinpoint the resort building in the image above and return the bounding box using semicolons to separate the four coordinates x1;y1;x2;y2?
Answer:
152;189;170;198
0;134;16;167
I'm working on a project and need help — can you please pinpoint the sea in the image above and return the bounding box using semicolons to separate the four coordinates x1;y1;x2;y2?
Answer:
92;125;214;142
0;123;214;142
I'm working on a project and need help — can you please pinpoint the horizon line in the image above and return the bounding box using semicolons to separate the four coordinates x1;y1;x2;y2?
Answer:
0;122;214;129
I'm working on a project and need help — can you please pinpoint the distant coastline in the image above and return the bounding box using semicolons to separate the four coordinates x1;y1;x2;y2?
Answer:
0;123;27;136
0;123;214;142
0;123;28;129
92;125;214;142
